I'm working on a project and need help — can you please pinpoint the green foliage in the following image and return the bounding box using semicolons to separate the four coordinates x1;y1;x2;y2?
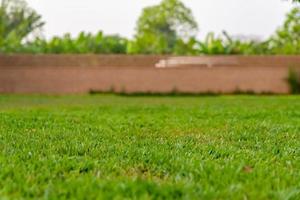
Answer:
1;0;300;55
1;95;300;199
268;7;300;54
173;37;198;55
287;68;300;94
0;0;44;53
128;0;198;54
14;31;128;54
195;32;269;55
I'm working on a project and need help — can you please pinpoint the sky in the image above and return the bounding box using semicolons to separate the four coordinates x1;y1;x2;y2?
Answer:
26;0;295;40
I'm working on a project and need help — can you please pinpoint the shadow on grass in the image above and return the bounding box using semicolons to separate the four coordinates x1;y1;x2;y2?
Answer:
89;90;277;97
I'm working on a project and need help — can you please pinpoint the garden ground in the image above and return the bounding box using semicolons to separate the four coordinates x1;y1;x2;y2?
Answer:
0;95;300;199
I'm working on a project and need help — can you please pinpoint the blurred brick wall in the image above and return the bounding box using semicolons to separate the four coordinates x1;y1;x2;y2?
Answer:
0;55;299;94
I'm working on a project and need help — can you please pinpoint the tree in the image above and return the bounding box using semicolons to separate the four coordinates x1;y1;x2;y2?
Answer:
128;0;198;54
268;7;300;54
0;0;44;52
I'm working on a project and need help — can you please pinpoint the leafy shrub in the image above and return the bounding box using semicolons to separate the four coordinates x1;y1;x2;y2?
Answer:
20;32;128;54
195;31;270;55
287;68;300;94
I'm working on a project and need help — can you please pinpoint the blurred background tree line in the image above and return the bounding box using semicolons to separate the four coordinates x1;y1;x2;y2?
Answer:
0;0;300;55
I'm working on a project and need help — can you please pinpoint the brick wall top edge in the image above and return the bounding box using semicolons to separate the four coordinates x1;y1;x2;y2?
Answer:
1;55;300;68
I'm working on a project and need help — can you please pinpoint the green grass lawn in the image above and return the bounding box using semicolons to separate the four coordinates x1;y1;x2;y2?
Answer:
1;95;300;200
